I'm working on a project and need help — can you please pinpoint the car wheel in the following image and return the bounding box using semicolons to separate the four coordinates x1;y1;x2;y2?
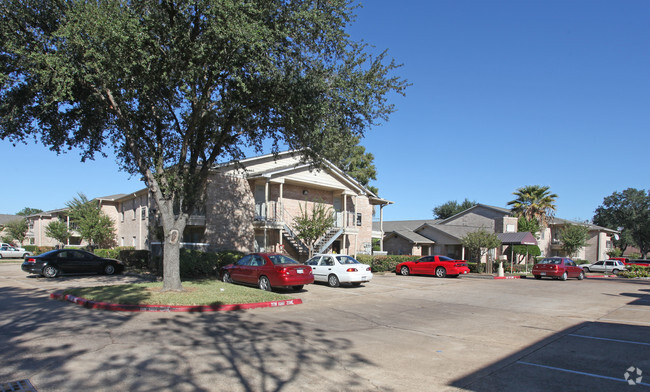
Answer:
222;271;232;283
22;253;29;258
104;264;116;275
258;276;272;291
328;274;340;287
612;269;619;275
292;285;304;291
534;275;542;280
42;265;58;278
400;266;410;276
0;254;3;259
435;267;447;278
578;271;584;280
560;272;568;281
583;267;590;273
351;282;362;286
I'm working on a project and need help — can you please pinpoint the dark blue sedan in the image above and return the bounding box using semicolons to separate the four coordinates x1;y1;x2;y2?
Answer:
22;249;124;278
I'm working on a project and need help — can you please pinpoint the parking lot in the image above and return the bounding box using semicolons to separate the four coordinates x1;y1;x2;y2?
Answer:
0;263;648;391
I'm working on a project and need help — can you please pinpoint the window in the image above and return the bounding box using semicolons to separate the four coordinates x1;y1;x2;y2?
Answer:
356;213;362;226
132;236;137;247
236;255;252;266
120;204;124;222
506;224;515;233
141;206;147;220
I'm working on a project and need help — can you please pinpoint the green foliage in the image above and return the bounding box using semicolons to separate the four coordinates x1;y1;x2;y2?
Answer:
627;253;642;259
606;248;623;258
3;219;28;243
505;245;541;258
293;202;334;256
178;249;245;279
323;136;379;194
66;193;116;248
16;207;43;216
593;188;650;257
45;220;70;247
507;185;558;227
517;216;541;237
461;229;502;261
559;223;590;256
620;265;650;278
355;254;415;273
432;199;477;220
466;262;486;274
0;0;407;291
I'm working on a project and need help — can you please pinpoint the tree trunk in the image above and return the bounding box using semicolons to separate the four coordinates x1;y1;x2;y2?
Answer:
159;208;188;292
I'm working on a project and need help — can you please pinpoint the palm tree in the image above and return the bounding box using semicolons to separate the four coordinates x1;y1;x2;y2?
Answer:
507;185;558;227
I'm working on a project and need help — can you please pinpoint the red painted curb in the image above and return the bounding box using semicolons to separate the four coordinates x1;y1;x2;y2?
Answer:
49;292;302;312
493;276;523;280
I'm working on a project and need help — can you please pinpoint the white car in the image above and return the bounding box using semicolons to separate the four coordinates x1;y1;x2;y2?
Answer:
305;254;372;287
0;246;33;259
582;260;627;274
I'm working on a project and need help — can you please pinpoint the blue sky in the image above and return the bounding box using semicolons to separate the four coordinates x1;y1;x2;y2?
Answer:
1;0;649;222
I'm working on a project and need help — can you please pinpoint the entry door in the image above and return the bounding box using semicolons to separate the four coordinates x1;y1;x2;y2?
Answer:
333;196;343;227
254;185;266;219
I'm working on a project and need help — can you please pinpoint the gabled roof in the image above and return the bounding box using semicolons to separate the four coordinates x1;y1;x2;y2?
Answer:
373;219;441;233
439;203;512;224
420;224;487;241
549;217;618;233
0;214;20;225
389;230;436;244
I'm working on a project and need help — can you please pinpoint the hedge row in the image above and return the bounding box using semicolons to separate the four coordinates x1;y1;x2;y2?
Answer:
355;255;416;273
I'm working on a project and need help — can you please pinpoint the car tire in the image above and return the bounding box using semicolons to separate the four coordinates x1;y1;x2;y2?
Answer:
292;285;304;291
22;253;29;258
578;271;584;280
328;274;340;287
583;267;590;273
534;275;542;280
222;271;232;283
612;269;619;275
258;276;272;291
400;266;410;276
104;264;116;275
0;254;3;259
435;267;447;278
42;265;58;278
560;272;568;281
351;282;362;286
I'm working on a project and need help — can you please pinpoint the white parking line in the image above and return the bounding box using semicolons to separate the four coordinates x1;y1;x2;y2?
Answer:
598;318;650;326
568;334;650;346
517;361;650;387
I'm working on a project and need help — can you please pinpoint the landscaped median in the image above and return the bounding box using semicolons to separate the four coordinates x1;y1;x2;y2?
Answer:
50;280;301;312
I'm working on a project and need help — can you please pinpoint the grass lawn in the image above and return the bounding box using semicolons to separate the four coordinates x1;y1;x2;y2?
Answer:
0;259;24;264
62;280;293;306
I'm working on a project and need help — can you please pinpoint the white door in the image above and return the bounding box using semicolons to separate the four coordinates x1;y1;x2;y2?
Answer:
333;196;343;227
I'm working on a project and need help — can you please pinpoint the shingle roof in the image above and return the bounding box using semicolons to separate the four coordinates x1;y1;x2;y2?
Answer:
550;217;618;233
390;230;436;244
0;214;20;225
497;232;538;245
373;219;441;232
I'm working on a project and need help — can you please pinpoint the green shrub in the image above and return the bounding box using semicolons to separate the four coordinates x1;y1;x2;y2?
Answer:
179;249;245;279
573;259;590;265
467;262;485;273
23;245;39;253
620;265;650;278
356;254;418;273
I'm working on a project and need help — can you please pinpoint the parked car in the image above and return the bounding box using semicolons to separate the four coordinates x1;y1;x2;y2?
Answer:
221;253;314;291
396;255;470;278
0;246;33;259
532;257;584;281
627;259;650;267
21;249;124;278
582;260;627;274
305;254;372;287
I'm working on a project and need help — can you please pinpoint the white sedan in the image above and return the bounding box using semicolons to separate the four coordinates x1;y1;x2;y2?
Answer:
582;259;627;274
0;246;33;259
305;254;372;287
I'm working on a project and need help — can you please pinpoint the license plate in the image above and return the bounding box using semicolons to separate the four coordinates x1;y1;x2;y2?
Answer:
297;269;303;274
361;276;367;280
541;272;546;276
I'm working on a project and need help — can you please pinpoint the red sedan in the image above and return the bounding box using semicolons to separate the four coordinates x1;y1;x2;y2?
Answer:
221;253;314;291
533;257;584;281
396;255;470;278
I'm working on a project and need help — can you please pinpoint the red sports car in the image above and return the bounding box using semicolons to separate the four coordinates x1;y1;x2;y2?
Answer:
532;257;584;281
396;255;470;278
221;253;314;291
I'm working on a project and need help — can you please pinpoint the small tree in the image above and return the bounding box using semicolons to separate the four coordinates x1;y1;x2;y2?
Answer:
3;219;28;245
45;220;71;248
66;193;116;249
293;202;335;258
16;207;43;216
517;216;541;238
433;199;478;220
462;229;502;273
560;224;590;257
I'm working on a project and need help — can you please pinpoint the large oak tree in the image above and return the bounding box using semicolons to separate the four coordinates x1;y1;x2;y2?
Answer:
0;0;407;290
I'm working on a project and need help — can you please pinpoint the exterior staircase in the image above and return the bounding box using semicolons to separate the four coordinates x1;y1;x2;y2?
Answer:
315;227;344;254
282;224;310;258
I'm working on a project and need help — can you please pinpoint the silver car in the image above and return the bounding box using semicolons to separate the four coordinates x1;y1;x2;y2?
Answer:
0;246;33;259
582;259;627;274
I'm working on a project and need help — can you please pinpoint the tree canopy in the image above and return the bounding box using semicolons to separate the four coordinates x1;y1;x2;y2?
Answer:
559;223;590;257
593;188;650;257
16;207;43;216
45;220;71;247
432;199;477;220
0;0;407;290
292;201;334;258
66;193;116;248
507;185;557;227
2;219;28;244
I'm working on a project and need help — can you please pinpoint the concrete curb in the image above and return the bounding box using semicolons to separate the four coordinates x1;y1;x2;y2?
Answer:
493;275;525;280
49;291;302;312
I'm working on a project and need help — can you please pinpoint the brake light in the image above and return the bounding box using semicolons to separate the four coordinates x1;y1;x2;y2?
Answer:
278;267;288;275
366;267;372;272
346;268;358;272
454;263;465;267
26;258;36;263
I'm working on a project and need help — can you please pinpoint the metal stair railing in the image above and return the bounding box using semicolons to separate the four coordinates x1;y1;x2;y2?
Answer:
317;227;344;254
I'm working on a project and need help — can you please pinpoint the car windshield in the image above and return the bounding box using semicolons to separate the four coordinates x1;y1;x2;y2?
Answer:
335;255;360;264
539;258;562;265
268;255;299;265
